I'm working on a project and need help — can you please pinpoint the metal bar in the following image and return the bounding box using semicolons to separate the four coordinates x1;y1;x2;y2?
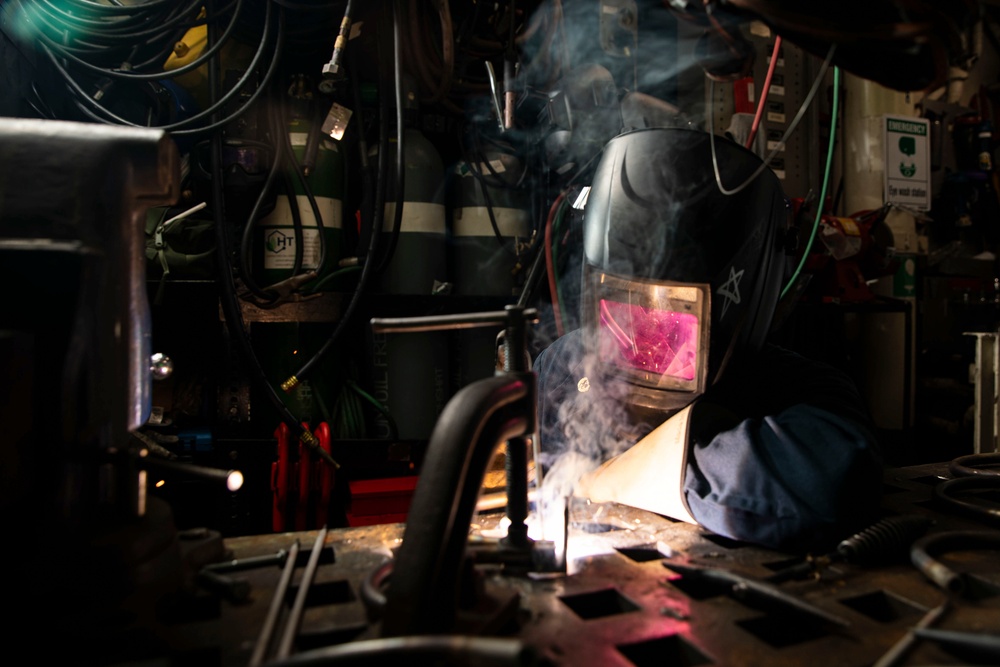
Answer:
138;455;243;492
204;549;288;574
871;600;949;667
966;332;999;454
276;527;328;659
371;309;539;334
248;540;300;667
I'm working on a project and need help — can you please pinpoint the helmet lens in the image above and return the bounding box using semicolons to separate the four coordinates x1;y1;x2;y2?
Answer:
587;269;710;395
599;301;700;381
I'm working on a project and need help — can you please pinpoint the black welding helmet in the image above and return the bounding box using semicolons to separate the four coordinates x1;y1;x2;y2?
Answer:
581;127;788;413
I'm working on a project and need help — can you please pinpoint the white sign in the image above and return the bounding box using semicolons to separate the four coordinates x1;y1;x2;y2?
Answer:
884;115;931;211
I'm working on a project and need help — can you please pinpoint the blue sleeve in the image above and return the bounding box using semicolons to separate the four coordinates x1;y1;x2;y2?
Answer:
684;346;883;552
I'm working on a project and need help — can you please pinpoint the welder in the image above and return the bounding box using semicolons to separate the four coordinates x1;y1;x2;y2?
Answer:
535;127;883;552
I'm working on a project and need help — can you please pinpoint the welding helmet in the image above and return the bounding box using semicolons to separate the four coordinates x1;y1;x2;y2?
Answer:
581;127;788;414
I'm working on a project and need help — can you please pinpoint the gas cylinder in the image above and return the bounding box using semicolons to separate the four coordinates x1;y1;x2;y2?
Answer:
367;81;449;442
258;77;347;291
449;141;531;391
450;142;530;297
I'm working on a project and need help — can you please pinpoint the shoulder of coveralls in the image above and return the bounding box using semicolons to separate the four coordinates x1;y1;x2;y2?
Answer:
708;343;877;440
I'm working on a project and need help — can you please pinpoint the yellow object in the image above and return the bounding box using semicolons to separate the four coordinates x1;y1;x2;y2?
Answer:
164;10;208;71
163;9;211;109
281;376;300;393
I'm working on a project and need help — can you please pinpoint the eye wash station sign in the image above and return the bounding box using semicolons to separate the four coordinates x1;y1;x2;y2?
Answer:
884;115;931;211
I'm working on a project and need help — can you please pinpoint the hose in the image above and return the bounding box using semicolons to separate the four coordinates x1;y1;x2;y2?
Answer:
374;0;406;274
911;530;1000;595
206;2;336;469
780;63;840;299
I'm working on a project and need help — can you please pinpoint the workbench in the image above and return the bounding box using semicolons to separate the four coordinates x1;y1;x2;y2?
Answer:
90;462;1000;667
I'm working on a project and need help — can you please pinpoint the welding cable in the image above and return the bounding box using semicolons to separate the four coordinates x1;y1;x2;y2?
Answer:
780;64;840;300
46;2;282;137
305;265;362;294
374;0;406;275
276;37;399;393
934;476;1000;525
277;99;327;278
30;0;194;52
910;530;1000;595
206;6;336;469
948;452;1000;478
709;43;836;197
32;0;242;82
238;131;282;302
544;192;568;337
745;36;782;150
280;169;307;278
459;131;518;257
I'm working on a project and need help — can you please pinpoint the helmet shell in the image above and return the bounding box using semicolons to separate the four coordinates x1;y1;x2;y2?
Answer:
582;128;788;408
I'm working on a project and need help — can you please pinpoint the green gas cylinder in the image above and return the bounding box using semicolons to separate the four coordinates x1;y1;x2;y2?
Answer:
258;113;347;291
449;143;531;392
367;91;449;442
450;144;530;297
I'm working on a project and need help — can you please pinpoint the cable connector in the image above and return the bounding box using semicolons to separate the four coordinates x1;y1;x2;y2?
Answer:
319;15;351;91
299;429;340;468
281;376;300;393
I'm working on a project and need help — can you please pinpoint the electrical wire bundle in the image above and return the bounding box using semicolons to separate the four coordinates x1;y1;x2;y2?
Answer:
16;0;282;137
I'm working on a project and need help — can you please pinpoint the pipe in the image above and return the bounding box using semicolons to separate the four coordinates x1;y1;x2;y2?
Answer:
380;373;535;636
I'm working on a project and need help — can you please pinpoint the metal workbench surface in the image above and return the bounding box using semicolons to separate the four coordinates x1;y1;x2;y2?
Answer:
123;462;1000;667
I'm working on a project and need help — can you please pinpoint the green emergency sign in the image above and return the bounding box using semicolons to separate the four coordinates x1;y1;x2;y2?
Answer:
884;115;931;211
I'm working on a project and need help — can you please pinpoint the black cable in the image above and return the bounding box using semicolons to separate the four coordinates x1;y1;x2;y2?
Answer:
281;55;389;390
64;0;179;15
77;9;283;138
35;0;201;44
459;129;518;257
373;0;405;275
237;135;280;301
45;0;274;133
34;0;243;81
278;97;327;276
280;167;307;277
206;0;335;468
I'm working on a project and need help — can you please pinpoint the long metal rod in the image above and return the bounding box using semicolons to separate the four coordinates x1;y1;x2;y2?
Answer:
249;540;301;667
871;600;950;667
276;527;328;659
371;309;538;334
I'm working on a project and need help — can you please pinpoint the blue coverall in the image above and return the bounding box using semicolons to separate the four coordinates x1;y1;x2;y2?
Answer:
535;329;883;552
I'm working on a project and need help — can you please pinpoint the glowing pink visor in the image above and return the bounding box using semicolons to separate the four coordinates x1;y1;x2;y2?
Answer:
589;271;710;393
